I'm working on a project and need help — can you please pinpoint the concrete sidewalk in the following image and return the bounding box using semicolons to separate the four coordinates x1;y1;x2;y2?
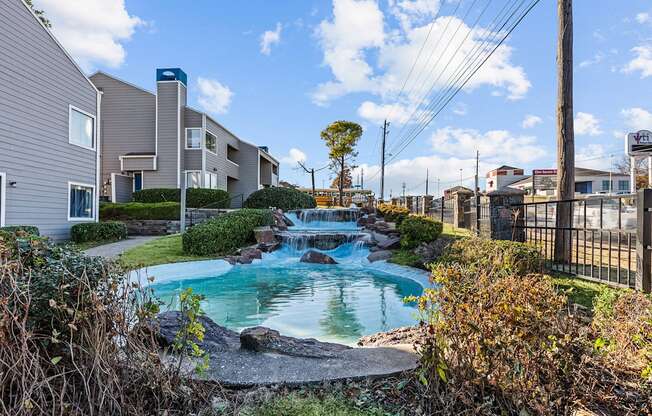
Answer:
83;236;159;258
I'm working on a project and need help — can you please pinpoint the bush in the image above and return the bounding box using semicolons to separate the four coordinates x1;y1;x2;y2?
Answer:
100;202;180;221
0;225;39;236
244;187;316;211
182;208;274;256
411;265;581;415
398;216;443;249
377;203;409;225
70;221;128;243
440;237;542;276
132;188;230;208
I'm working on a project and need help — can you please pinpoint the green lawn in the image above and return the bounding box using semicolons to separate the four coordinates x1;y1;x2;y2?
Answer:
441;223;473;238
240;393;389;416
550;273;620;310
120;234;211;269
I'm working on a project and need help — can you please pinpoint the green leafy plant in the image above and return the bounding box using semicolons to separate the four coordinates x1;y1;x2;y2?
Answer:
0;225;40;236
398;215;443;249
70;221;128;243
100;202;180;221
377;203;410;225
244;187;316;211
132;188;230;208
173;288;210;378
182;209;274;256
320;120;363;206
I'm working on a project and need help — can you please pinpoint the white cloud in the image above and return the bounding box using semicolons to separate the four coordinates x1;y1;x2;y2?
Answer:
579;51;605;68
622;107;652;131
574;112;603;136
576;144;612;170
357;101;414;124
636;12;650;24
197;77;233;115
429;127;546;164
622;44;652;78
522;114;542;129
312;1;530;106
280;148;307;165
34;0;144;70
260;23;282;55
452;102;467;116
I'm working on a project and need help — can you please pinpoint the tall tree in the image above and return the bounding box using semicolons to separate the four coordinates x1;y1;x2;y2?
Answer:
321;121;363;206
25;0;51;28
555;0;574;263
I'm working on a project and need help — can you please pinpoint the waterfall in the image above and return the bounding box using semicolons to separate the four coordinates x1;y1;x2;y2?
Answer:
285;208;361;231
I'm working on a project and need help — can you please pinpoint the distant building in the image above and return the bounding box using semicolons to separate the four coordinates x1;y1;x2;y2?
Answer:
485;165;527;192
508;167;630;196
443;186;473;200
299;188;374;207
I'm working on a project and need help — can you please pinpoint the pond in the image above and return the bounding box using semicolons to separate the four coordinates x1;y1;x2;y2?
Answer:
148;209;427;344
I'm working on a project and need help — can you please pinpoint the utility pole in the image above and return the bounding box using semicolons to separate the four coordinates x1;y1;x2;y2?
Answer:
380;120;389;202
425;169;429;195
361;168;364;189
437;178;440;197
474;150;480;235
555;0;574;263
459;169;463;187
402;182;406;201
298;161;316;196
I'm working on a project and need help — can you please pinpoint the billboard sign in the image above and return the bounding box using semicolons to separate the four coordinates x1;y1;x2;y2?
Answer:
627;130;652;156
532;169;557;191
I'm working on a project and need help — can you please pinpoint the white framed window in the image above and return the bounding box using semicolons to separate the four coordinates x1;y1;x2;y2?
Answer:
185;171;201;188
204;172;218;189
69;105;95;150
205;130;217;154
185;128;202;149
68;182;95;221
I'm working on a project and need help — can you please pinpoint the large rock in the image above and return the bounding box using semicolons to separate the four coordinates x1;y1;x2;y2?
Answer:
377;236;401;250
153;311;240;353
257;242;280;253
254;226;276;244
300;250;338;264
414;236;455;264
239;247;263;260
367;250;393;262
240;326;350;358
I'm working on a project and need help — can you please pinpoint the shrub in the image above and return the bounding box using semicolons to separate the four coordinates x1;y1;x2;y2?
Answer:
440;237;542;276
182;208;274;256
398;215;443;249
0;225;39;236
100;202;180;221
70;221;128;243
411;265;581;415
377;203;409;225
244;187;316;211
132;188;230;208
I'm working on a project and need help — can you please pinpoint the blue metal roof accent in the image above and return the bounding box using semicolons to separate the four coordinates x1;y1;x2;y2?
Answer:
156;68;187;86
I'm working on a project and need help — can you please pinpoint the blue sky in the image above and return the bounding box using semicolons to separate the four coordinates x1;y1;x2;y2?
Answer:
35;0;652;196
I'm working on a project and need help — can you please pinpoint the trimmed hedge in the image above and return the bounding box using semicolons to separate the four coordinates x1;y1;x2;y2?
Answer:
0;225;40;236
182;209;274;256
244;187;316;211
70;222;128;243
132;188;230;208
399;215;443;249
100;202;180;221
377;203;410;225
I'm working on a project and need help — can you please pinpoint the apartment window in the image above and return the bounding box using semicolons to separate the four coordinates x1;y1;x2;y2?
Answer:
186;128;201;149
602;180;611;191
205;131;217;154
272;165;278;175
618;180;629;191
204;172;218;189
185;171;201;188
133;172;143;192
69;106;95;149
68;182;95;221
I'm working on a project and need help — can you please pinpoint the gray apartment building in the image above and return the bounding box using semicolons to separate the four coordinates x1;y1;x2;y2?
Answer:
90;69;279;206
0;0;101;239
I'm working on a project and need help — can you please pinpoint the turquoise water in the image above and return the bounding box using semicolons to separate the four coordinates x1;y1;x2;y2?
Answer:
151;244;423;344
150;209;424;344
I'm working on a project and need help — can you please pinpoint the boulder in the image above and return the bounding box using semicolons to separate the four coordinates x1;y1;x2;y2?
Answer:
414;236;455;264
254;226;276;244
237;255;253;264
356;217;368;227
377;236;401;250
366;215;377;224
240;326;350;358
367;250;393;262
257;242;280;253
300;250;337;264
153;311;240;353
239;247;263;260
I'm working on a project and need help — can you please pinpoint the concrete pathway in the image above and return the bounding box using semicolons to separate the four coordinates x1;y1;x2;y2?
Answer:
83;236;159;258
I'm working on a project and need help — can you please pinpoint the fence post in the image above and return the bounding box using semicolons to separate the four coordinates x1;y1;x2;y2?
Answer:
636;189;652;293
453;193;467;229
487;188;526;241
440;196;445;223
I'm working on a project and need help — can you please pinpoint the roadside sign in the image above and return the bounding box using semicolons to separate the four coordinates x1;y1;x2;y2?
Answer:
532;169;557;191
627;130;652;156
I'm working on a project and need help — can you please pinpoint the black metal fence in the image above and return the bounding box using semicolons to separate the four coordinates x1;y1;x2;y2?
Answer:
430;196;455;225
511;194;638;289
